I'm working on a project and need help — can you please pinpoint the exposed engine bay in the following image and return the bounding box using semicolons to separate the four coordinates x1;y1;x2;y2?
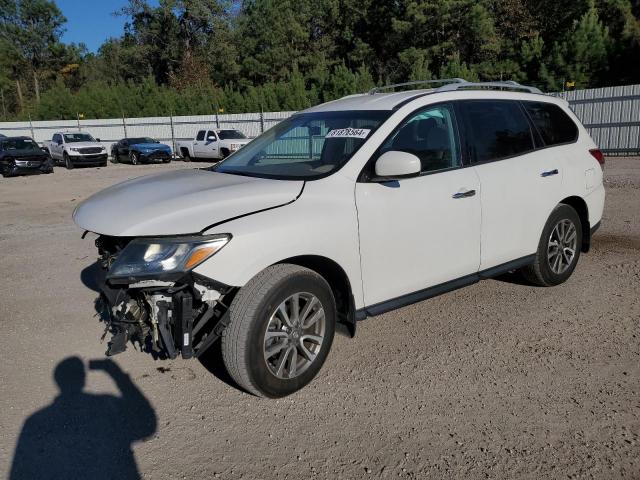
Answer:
95;235;236;359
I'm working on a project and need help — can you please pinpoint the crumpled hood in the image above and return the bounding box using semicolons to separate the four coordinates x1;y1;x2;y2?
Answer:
131;143;171;151
73;169;304;236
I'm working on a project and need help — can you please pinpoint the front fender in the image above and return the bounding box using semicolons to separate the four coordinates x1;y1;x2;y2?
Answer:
194;174;365;309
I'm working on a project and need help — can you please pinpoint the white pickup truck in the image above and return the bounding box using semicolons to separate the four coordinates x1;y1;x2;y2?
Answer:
44;131;108;169
176;129;251;161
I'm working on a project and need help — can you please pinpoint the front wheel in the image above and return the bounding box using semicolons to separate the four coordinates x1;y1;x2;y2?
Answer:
64;152;73;170
130;151;139;165
222;264;336;398
112;151;119;163
521;204;582;286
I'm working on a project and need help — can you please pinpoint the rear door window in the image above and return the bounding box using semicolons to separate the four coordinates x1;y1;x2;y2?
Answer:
458;101;534;163
522;101;578;146
196;130;206;141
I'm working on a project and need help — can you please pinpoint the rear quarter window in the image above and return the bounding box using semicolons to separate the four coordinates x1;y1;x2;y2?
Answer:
522;101;578;146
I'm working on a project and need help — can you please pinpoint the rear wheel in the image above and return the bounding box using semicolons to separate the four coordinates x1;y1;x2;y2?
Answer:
521;204;582;286
182;150;191;162
222;264;336;398
64;152;73;170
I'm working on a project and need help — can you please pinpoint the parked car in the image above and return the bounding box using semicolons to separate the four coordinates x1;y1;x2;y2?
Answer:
44;131;108;169
73;79;605;398
176;129;250;161
111;137;172;164
0;136;54;177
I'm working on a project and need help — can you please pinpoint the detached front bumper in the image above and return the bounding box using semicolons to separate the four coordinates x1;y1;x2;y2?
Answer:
2;159;53;176
94;236;234;359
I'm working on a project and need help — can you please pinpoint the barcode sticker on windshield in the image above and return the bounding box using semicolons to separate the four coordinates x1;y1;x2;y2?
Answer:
326;128;371;139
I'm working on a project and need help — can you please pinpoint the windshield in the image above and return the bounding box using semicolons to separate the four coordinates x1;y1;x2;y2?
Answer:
128;137;157;145
217;130;247;140
213;111;390;180
64;133;95;143
1;138;42;152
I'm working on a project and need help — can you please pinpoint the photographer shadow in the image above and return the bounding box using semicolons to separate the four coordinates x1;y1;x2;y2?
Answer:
9;357;157;480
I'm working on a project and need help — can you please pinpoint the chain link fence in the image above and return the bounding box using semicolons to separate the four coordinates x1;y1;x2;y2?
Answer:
0;111;296;157
0;83;638;156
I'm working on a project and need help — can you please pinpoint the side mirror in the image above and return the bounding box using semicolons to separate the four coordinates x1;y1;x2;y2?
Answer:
374;151;421;180
95;138;101;142
207;135;217;141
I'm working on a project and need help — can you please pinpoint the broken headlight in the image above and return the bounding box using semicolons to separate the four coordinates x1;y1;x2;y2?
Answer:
107;234;230;281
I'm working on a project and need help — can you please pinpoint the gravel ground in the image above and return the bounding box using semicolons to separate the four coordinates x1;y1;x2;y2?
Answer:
0;158;638;479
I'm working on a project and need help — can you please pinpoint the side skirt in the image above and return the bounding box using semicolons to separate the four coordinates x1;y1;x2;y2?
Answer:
357;254;536;319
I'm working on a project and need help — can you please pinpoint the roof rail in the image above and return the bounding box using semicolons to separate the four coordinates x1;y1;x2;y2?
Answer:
436;80;542;94
367;78;542;96
368;78;467;95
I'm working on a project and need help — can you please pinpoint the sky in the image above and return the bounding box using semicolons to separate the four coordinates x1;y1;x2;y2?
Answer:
57;0;158;52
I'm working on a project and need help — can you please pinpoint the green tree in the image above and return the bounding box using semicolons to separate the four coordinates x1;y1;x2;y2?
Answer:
0;0;66;106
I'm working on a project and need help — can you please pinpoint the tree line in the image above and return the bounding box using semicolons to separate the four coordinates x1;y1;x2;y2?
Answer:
0;0;639;121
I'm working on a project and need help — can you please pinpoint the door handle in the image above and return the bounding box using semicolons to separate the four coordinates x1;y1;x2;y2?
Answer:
452;189;476;199
541;169;559;177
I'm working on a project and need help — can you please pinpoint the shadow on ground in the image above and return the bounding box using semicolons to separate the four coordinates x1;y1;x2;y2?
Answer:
9;357;157;480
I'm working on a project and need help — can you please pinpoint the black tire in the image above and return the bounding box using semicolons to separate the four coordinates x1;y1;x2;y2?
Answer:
112;151;119;163
183;150;191;162
221;148;230;159
222;264;336;398
64;152;73;170
521;204;582;286
130;151;139;165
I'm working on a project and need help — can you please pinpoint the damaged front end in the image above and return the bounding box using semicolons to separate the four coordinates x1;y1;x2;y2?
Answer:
95;234;236;360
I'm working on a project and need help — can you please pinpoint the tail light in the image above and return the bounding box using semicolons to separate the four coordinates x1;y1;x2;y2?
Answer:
589;149;605;170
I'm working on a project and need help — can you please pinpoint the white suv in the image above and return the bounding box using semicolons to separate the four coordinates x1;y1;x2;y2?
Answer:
73;79;605;398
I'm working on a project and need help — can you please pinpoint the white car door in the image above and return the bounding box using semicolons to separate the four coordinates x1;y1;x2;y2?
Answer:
192;130;207;158
202;130;220;159
356;103;481;308
52;134;63;158
456;100;563;270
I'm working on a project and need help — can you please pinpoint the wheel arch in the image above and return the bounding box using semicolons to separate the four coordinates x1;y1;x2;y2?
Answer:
276;255;357;337
559;196;590;252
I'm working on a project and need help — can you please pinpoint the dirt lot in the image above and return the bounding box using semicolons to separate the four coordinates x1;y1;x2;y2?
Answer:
1;158;639;479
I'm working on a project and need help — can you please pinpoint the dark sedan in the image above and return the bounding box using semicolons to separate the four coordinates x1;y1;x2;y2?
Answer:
0;136;53;177
111;137;172;165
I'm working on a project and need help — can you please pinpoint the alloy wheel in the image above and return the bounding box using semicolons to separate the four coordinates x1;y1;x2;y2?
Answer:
263;292;326;379
547;219;577;274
